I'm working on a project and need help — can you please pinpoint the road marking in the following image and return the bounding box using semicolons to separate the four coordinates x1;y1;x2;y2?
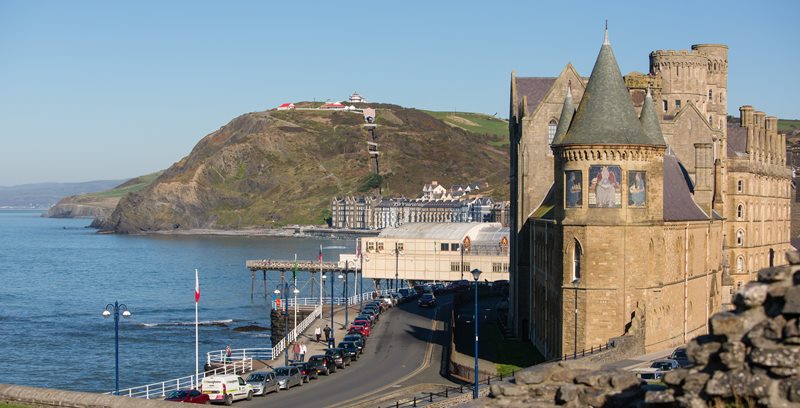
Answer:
326;307;440;408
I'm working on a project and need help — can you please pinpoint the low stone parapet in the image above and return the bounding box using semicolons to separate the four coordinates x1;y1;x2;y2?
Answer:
0;384;177;408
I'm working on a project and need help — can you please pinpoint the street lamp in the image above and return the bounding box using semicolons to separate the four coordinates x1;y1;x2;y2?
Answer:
274;284;299;366
470;269;482;399
393;242;402;291
322;272;341;348
102;301;131;396
343;261;349;329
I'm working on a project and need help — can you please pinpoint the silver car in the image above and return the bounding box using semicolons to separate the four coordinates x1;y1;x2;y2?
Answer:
273;366;303;390
245;371;279;396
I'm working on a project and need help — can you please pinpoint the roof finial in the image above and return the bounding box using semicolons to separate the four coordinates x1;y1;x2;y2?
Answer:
603;20;609;45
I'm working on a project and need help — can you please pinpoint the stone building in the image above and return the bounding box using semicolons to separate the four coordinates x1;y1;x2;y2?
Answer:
330;195;379;229
508;30;792;359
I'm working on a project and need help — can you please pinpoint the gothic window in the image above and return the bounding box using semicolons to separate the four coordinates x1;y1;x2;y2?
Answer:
676;66;680;77
708;89;712;101
737;204;744;220
736;256;744;274
663;100;668;112
736;229;744;246
676;100;681;110
548;120;558;145
709;115;713;124
737;180;743;193
572;240;582;282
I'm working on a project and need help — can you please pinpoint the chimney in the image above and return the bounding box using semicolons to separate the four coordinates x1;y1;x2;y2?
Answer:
694;143;713;215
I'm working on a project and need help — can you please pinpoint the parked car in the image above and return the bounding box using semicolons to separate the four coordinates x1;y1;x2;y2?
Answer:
290;361;319;382
273;366;303;390
635;360;680;381
343;333;366;350
352;318;371;329
361;308;380;321
245;371;279;396
433;283;446;294
200;374;253;405
338;341;361;360
307;354;335;375
349;324;370;337
670;347;692;367
164;389;210;404
325;347;352;368
378;294;395;307
357;312;376;324
414;285;425;295
418;293;437;308
650;359;680;372
389;292;402;304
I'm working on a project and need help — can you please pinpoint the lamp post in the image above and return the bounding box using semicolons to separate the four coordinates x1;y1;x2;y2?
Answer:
102;301;131;396
394;242;401;291
470;269;482;399
274;284;299;366
573;278;580;359
322;272;341;348
344;261;349;329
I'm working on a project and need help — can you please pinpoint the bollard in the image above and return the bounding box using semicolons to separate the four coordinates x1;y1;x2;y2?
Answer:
396;401;399;408
413;396;417;407
445;387;448;398
429;392;433;402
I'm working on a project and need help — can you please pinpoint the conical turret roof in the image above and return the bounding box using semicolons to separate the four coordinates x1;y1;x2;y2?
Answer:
551;86;574;145
556;30;656;146
639;89;667;145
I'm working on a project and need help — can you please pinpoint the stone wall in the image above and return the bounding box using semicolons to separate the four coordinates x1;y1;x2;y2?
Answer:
480;251;800;407
0;384;176;408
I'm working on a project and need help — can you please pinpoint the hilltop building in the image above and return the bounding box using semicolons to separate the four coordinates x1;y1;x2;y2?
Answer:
508;30;792;359
360;222;510;283
349;92;367;103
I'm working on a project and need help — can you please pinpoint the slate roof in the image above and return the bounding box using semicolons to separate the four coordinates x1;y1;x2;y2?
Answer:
551;88;574;145
515;77;556;114
378;222;502;240
727;123;749;156
557;39;654;146
663;154;709;221
639;91;667;145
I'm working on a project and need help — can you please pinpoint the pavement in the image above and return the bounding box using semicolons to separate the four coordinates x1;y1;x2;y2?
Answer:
601;347;677;371
238;294;460;408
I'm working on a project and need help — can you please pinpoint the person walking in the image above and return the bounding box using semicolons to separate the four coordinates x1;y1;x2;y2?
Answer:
225;345;232;364
315;326;322;342
323;324;331;344
299;341;307;362
292;341;300;362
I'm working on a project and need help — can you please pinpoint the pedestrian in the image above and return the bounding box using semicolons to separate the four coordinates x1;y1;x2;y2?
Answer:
292;341;301;362
225;345;232;364
315;326;322;342
299;341;307;362
323;324;331;343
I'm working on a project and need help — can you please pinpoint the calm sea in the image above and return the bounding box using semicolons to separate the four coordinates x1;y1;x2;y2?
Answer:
0;210;360;392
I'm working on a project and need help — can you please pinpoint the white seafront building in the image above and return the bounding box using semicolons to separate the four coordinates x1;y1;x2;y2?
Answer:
360;222;510;283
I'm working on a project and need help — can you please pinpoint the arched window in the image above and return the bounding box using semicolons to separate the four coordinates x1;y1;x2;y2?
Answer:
737;180;743;193
736;256;744;274
736;229;744;246
709;115;713;125
708;89;712;100
572;240;582;282
737;204;744;219
548;120;558;145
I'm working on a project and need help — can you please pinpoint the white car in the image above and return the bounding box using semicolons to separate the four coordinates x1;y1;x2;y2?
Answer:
201;374;253;405
378;294;395;307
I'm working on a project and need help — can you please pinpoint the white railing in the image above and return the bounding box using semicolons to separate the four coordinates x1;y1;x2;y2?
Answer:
108;358;253;398
206;348;273;364
268;304;322;360
270;288;409;309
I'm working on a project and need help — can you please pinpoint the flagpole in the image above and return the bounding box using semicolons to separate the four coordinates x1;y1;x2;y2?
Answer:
293;254;298;330
194;269;199;389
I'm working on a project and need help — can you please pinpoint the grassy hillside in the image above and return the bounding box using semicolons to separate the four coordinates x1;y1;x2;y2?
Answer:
779;119;800;135
105;105;510;232
424;110;508;147
84;171;163;198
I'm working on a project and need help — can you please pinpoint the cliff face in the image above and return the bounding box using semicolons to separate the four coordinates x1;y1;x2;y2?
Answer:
46;196;118;220
103;105;509;233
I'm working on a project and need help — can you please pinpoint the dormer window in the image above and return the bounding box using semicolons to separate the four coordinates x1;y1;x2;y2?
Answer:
548;120;558;145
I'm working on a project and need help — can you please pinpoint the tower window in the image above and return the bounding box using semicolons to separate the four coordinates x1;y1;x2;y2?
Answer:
737;180;743;193
675;100;681;110
709;115;713;125
737;204;744;219
736;229;744;246
572;240;582;282
736;256;744;273
663;100;668;112
548;120;558;145
708;89;712;101
676;66;680;77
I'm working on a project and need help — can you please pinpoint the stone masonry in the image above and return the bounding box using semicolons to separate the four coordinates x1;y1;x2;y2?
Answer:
479;250;800;407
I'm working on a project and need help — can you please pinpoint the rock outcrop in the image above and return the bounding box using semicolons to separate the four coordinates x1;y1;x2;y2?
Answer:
101;104;510;233
46;195;120;222
480;251;800;407
647;253;800;407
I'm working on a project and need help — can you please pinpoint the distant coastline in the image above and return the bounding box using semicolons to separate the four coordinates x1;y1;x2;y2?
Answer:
116;226;381;240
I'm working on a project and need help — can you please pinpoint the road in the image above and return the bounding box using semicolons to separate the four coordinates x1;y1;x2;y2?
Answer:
238;294;457;408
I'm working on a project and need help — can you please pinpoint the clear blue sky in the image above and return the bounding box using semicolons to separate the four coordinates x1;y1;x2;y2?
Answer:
1;0;798;185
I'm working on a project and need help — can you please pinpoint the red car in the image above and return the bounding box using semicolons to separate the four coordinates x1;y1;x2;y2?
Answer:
352;318;371;329
164;389;210;404
349;324;370;337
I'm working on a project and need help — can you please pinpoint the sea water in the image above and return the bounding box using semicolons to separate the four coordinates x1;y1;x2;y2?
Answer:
0;210;362;392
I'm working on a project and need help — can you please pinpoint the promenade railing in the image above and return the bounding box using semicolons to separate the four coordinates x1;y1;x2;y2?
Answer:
270;287;410;309
107;358;253;399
